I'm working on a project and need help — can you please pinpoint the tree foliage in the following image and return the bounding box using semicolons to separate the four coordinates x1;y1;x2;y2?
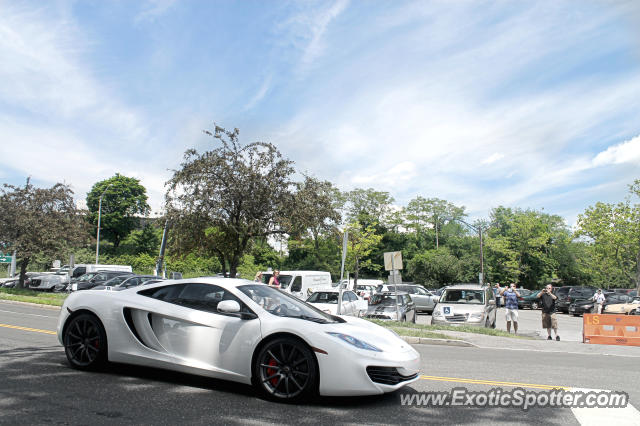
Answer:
87;174;150;248
0;179;87;287
407;248;463;286
165;126;295;277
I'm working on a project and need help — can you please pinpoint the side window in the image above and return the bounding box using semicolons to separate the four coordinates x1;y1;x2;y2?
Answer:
140;283;252;316
290;276;302;292
126;277;141;287
342;292;350;302
416;287;428;295
348;292;358;302
139;284;186;303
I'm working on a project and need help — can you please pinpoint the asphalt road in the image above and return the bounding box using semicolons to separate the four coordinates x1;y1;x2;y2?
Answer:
1;301;638;425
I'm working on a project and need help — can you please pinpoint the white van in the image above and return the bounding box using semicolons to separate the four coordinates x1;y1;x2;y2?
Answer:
70;264;133;279
262;270;332;300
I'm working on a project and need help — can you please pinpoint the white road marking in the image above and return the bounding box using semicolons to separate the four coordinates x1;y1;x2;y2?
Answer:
569;388;640;426
472;345;640;359
0;308;58;319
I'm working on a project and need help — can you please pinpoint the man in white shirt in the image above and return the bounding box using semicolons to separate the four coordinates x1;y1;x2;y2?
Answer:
591;289;606;314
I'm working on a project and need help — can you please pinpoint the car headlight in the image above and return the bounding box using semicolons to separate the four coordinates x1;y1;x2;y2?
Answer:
326;332;382;352
470;312;484;320
433;310;443;317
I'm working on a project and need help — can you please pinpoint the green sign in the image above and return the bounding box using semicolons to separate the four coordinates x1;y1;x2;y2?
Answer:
0;255;13;263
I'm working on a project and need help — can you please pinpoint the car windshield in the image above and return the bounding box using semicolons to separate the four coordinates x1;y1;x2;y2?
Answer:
77;273;98;282
307;292;338;304
370;294;400;306
441;289;485;304
103;275;130;286
238;284;340;323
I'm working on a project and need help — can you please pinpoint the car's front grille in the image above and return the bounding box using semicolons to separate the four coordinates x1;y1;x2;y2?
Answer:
445;314;468;322
366;366;418;385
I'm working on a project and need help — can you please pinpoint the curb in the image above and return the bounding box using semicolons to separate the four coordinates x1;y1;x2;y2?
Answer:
400;335;477;347
0;299;62;311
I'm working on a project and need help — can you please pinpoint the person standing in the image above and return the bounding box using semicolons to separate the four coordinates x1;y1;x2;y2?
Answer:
501;283;520;334
591;289;606;314
537;284;560;341
493;283;502;308
268;270;280;289
254;271;263;283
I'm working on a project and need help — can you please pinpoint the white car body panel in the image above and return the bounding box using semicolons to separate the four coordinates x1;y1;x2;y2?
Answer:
57;278;420;396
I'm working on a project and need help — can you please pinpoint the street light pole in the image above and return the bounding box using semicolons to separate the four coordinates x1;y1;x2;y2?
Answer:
95;184;112;265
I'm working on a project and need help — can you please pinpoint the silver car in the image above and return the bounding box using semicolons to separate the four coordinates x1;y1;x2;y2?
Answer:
393;284;439;314
430;284;496;328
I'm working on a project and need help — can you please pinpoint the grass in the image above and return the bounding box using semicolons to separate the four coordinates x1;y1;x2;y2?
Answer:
367;319;530;339
384;326;452;340
0;288;67;307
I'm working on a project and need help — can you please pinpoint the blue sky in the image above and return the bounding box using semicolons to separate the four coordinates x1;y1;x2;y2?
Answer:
1;0;640;225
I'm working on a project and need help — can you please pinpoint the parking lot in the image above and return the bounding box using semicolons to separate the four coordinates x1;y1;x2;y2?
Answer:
416;307;586;342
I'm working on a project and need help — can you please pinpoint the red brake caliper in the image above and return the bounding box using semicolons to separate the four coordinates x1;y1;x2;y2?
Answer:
266;358;278;386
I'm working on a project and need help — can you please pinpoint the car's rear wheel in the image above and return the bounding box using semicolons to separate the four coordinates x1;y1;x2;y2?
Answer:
254;337;317;401
63;313;108;370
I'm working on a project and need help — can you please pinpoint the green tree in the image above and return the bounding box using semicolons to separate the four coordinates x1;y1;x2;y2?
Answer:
407;248;463;286
87;174;150;248
342;222;383;287
577;180;640;291
345;188;394;229
166;125;295;277
0;179;87;287
404;197;466;249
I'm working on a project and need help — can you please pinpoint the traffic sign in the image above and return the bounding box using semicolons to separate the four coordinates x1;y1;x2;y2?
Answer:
0;255;13;263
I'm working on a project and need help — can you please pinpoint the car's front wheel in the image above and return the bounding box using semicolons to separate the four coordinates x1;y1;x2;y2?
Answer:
254;337;317;402
63;313;108;370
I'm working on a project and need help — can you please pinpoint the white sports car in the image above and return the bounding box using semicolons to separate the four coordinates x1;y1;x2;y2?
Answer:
57;277;420;400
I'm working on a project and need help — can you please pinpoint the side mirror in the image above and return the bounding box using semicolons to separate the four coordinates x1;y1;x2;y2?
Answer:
218;300;241;314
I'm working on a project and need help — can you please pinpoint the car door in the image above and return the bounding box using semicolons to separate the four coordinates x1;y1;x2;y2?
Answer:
411;287;431;311
341;291;354;315
289;276;303;300
134;283;261;378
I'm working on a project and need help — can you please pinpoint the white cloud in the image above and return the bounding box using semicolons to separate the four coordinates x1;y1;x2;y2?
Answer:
243;75;272;111
592;135;640;166
135;0;178;24
481;153;505;165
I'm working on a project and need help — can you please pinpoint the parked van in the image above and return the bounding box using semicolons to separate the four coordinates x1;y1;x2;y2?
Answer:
262;270;332;300
70;264;133;279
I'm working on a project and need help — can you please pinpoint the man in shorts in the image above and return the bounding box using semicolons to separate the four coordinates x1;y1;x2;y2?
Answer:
501;282;520;334
537;284;559;341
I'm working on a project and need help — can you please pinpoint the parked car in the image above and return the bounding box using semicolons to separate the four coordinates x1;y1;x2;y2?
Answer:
93;275;164;291
516;289;533;309
29;274;67;291
71;271;134;291
568;299;596;316
431;284;496;328
306;289;367;316
556;286;595;313
391;284;439;314
364;291;416;322
355;284;377;301
603;296;640;315
519;290;544;309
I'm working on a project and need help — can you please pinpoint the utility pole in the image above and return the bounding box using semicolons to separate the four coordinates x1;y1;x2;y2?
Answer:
155;220;170;278
95;184;112;264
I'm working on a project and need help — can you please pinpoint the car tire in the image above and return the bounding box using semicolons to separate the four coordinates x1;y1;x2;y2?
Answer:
63;313;108;371
531;302;538;310
253;336;318;402
412;312;417;324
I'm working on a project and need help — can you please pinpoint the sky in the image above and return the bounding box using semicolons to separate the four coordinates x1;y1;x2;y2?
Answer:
1;0;640;226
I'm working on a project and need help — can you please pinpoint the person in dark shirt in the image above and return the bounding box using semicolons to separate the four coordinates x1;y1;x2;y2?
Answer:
537;284;560;341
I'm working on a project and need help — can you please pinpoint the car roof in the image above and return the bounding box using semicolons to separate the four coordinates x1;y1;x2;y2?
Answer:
444;284;485;289
380;291;410;295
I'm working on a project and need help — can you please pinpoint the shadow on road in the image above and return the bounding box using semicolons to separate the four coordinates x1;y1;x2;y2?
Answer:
0;345;573;425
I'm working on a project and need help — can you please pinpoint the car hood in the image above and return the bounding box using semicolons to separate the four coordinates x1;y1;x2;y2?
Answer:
366;304;402;313
321;316;414;353
309;303;338;314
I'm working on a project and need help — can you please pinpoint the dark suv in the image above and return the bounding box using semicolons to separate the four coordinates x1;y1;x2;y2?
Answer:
557;286;596;313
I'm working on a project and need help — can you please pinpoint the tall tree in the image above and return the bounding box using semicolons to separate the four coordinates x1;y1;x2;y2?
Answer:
166;125;294;277
0;179;87;287
577;180;640;292
404;196;466;249
87;174;150;248
342;222;383;288
345;188;394;229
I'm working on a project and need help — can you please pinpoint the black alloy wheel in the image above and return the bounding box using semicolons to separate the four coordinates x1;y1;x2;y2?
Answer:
63;313;108;370
255;337;317;401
